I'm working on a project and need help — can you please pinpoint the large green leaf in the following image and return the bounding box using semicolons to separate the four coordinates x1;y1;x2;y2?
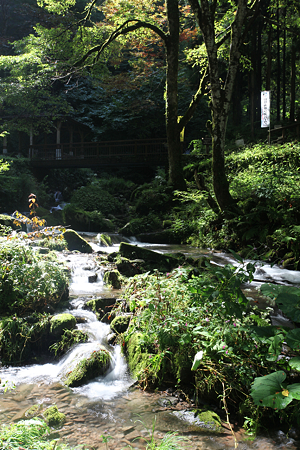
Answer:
250;371;293;409
286;329;300;350
288;356;300;371
275;293;300;322
250;326;278;338
266;334;284;362
260;284;300;299
288;383;300;400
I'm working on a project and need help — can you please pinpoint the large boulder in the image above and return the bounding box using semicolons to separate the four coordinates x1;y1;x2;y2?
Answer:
64;346;111;387
63;229;93;253
119;242;180;272
84;297;117;321
50;313;77;338
110;315;131;334
103;270;122;289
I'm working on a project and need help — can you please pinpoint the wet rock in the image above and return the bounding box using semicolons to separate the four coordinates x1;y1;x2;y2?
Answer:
50;313;77;338
116;258;143;277
63;229;93;253
107;332;117;346
97;233;112;247
103;269;122;289
64;345;111;387
119;242;180;272
88;273;98;283
43;405;66;427
173;409;222;432
24;404;42;419
110;315;131;334
157;396;178;407
85;297;117;321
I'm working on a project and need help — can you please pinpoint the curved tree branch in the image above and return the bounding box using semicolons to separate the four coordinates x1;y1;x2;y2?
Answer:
75;19;167;67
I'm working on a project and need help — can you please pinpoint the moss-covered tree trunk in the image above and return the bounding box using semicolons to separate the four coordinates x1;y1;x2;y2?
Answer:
165;0;186;191
189;0;252;215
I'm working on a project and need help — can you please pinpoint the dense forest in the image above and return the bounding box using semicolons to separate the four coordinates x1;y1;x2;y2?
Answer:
1;1;300;448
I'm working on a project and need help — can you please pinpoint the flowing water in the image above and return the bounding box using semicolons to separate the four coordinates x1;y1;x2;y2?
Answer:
0;234;299;449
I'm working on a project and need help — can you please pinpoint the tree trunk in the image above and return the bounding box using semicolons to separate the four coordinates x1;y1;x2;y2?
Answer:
189;0;249;214
276;4;281;122
290;38;296;122
282;7;286;121
165;0;186;191
266;24;272;91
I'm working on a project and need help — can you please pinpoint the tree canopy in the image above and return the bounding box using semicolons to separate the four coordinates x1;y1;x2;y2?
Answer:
1;0;300;210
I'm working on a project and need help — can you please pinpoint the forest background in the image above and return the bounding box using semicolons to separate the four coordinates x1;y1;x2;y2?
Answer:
2;0;300;444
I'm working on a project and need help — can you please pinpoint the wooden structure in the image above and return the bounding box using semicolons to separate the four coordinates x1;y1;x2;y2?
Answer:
28;138;168;168
269;121;300;143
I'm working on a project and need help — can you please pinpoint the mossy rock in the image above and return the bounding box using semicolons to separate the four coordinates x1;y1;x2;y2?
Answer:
98;233;112;247
103;270;122;289
50;313;77;338
63;229;93;253
64;345;111;387
43;405;66;427
174;409;221;433
116;258;143;277
110;315;131;334
24;404;42;419
126;332;154;381
194;409;222;432
85;297;117;321
119;242;179;272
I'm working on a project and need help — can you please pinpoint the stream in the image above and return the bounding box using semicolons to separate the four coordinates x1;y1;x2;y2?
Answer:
0;234;299;449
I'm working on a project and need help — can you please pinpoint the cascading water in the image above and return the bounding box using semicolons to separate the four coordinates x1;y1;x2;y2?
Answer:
0;237;299;450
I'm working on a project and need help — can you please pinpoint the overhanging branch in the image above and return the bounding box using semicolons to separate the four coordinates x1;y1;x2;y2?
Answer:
75;19;167;67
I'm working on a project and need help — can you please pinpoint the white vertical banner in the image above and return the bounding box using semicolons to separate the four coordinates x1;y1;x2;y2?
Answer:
261;91;271;128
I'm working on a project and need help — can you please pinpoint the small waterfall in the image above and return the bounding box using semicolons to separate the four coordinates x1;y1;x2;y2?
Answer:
0;304;133;400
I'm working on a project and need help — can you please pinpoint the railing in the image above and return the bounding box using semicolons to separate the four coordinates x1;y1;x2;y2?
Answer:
29;138;168;167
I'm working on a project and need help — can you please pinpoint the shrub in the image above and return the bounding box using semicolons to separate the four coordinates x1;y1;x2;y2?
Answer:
0;241;68;315
70;184;122;215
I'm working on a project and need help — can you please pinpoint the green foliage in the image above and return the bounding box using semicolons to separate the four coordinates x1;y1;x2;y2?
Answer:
70;183;122;215
0;313;50;363
0;240;68;315
122;259;300;431
250;371;300;410
49;329;88;357
124;417;188;450
62;204;115;232
0;417;85;450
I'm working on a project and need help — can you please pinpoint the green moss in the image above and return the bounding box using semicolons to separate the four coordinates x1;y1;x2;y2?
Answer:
64;346;111;387
194;409;222;432
85;297;117;321
24;404;42;419
43;405;65;427
103;270;122;289
63;229;93;253
49;329;88;357
126;333;153;380
50;313;76;338
110;315;130;334
98;233;112;246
